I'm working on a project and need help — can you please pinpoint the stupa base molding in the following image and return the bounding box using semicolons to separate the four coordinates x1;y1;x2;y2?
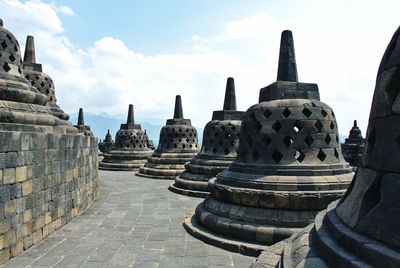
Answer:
183;216;270;257
99;161;145;171
136;166;184;180
168;182;209;198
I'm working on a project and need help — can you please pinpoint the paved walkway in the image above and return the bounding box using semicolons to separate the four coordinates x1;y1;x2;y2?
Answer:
3;171;255;268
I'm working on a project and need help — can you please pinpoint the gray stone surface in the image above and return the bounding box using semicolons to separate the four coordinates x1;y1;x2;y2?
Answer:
2;171;255;268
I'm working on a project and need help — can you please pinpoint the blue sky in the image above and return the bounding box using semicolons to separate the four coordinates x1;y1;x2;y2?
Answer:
1;0;400;137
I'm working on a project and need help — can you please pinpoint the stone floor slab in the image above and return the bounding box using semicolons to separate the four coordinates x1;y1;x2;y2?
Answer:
2;171;255;267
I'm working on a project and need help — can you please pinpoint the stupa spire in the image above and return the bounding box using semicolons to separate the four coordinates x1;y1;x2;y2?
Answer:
277;30;298;82
173;95;183;119
127;104;134;124
23;35;36;64
223;77;237;111
77;108;84;126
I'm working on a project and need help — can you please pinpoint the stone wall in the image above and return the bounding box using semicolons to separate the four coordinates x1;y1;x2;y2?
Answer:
0;130;99;264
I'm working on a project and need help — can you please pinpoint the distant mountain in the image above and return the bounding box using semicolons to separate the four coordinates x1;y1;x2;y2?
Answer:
69;112;203;147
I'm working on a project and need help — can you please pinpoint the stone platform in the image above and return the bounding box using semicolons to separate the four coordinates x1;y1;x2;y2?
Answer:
2;171;254;268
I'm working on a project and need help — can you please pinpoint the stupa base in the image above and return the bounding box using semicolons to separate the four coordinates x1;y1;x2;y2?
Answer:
98;161;145;171
168;183;209;198
183;216;270;257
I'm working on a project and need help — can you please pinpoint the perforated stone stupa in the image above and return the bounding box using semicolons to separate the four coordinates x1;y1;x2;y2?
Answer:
99;129;113;154
341;120;365;167
22;35;70;123
99;104;153;171
253;25;400;268
169;78;244;197
184;30;353;256
136;95;198;179
0;20;98;264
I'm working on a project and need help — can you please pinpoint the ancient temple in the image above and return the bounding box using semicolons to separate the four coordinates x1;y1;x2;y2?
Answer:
99;104;153;171
253;25;400;268
183;30;353;256
0;21;98;264
99;129;114;154
169;78;244;197
74;108;93;136
341;120;365;167
136;95;198;179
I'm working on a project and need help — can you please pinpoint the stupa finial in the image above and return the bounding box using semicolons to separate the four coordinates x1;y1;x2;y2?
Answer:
23;35;36;64
353;120;357;127
277;30;298;82
77;108;84;126
173;95;183;119
223;77;237;111
127;104;134;124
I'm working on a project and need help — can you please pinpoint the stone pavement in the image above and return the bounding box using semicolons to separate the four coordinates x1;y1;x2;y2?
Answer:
2;171;255;268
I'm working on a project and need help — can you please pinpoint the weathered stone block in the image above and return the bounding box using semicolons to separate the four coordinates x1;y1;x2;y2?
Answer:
15;167;27;182
2;168;15;185
22;180;32;196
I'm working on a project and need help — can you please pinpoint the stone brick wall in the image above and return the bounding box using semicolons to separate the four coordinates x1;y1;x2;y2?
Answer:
0;131;99;264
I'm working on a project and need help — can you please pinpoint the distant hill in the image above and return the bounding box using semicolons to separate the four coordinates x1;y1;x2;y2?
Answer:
69;112;203;147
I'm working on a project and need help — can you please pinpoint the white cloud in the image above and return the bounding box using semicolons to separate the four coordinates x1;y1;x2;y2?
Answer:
58;5;74;16
1;0;399;138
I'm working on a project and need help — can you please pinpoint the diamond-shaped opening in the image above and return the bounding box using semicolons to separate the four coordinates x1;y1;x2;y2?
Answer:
231;125;236;131
182;144;186;149
1;41;7;49
302;108;312;118
212;147;217;154
334;148;339;159
179;128;182;132
282;108;291;118
272;150;283;163
178;138;182;142
2;63;11;72
189;144;193;148
6;34;12;41
330;122;335;130
315;120;323;133
283;135;293;147
262;136;271;147
230;140;236;146
13;45;18;52
321;109;328;118
336;135;339;143
317;149;326;162
325;134;331;144
224;148;230;155
295;150;305;162
331;111;335;118
174;143;178;148
272;121;282;133
263;109;272;119
252;150;260;160
305;135;314;147
8;54;15;62
17;67;21;74
293;121;303;133
255;121;262;131
225;132;232;139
